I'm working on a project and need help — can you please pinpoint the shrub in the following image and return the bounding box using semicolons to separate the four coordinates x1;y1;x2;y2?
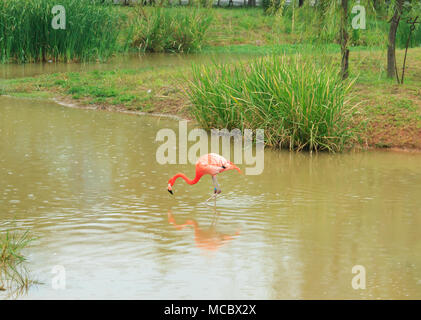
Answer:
396;6;421;49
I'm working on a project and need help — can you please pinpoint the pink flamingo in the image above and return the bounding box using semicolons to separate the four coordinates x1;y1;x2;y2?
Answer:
167;153;241;202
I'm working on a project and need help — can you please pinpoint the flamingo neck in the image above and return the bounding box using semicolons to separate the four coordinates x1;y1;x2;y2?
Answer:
169;172;202;186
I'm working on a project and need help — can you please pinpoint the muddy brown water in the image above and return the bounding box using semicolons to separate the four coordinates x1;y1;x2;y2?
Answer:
0;52;253;79
1;93;421;299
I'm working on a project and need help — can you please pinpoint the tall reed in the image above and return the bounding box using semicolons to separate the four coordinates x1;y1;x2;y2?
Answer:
187;55;358;152
132;7;213;53
0;0;124;63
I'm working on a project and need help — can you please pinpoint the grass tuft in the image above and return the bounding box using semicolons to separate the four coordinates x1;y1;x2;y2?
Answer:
187;55;359;152
132;7;213;53
0;229;37;296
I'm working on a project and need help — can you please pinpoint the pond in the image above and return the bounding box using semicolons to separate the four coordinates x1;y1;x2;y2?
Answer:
1;94;421;299
0;52;255;80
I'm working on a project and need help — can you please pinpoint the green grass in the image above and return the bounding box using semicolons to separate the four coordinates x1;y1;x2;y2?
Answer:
0;229;36;295
0;0;125;63
202;42;380;55
0;65;188;113
132;7;213;53
205;7;286;46
187;55;358;152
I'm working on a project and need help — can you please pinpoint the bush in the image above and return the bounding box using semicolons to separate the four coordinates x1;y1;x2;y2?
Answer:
396;5;421;49
274;2;389;48
0;0;123;63
187;56;358;152
132;7;213;53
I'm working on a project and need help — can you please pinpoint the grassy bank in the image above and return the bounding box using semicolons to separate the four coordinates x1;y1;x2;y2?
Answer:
0;7;420;150
1;46;420;149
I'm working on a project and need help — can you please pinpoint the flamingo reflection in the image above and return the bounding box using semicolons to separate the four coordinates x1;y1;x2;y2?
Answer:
168;210;240;252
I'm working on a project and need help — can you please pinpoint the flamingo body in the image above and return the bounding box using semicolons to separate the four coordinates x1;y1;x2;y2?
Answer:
167;153;241;197
195;153;237;176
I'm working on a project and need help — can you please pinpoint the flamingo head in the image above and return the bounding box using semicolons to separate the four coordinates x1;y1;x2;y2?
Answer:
167;183;173;195
226;163;242;174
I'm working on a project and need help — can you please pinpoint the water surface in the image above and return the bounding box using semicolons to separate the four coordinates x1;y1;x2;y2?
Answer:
0;52;253;79
1;96;421;299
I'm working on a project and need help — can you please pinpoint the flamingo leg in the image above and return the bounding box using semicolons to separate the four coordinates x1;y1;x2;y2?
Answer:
205;194;217;203
212;176;222;194
211;208;220;227
205;176;221;203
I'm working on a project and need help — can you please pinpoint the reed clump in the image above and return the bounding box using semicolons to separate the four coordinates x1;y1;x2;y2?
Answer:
0;229;36;295
187;55;358;152
0;0;123;63
132;7;213;53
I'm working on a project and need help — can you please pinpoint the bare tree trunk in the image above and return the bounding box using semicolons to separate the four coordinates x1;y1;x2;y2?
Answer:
387;0;404;79
340;0;349;80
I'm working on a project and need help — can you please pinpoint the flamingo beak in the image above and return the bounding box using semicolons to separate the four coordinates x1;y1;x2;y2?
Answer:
230;164;242;174
168;184;173;195
168;189;173;195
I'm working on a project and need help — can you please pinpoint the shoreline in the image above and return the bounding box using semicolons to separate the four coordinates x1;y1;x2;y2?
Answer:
52;98;421;154
52;97;189;121
3;94;419;154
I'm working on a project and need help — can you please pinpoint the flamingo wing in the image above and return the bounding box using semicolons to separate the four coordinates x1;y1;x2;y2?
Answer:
196;153;239;175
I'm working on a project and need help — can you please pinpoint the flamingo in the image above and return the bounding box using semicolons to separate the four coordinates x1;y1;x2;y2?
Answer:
167;153;241;202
